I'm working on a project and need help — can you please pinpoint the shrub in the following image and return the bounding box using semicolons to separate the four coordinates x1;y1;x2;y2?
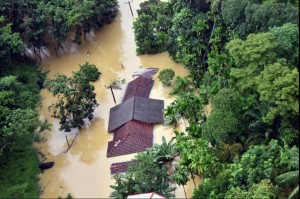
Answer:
78;62;101;82
158;69;175;87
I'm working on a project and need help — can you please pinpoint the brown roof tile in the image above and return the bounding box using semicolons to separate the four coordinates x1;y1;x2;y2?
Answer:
107;121;153;157
110;161;131;174
123;76;154;101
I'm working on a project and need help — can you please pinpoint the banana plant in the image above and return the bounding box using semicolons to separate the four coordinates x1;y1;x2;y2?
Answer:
149;136;176;163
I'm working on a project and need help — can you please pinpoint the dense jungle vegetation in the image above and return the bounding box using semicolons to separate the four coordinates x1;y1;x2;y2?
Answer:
0;0;118;197
110;0;299;198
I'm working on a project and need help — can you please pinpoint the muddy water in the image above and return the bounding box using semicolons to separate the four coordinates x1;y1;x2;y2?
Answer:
37;0;198;198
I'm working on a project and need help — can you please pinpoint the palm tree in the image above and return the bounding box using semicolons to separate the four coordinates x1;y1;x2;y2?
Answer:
275;147;299;199
216;141;243;162
171;164;189;199
170;76;193;96
243;102;272;146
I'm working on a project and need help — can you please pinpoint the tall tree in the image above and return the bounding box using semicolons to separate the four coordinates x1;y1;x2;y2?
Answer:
110;151;176;198
269;23;299;66
221;0;299;38
226;32;278;93
256;62;299;124
44;63;100;132
0;16;24;64
202;88;243;143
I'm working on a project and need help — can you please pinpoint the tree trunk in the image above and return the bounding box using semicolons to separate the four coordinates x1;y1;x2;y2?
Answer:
8;50;11;65
54;43;59;57
38;49;42;62
183;185;187;199
83;31;87;41
190;171;196;187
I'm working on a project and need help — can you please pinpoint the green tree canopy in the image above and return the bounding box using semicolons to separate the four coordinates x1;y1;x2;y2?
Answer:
269;23;299;66
1;0;118;55
256;62;299;123
44;63;100;132
110;150;176;198
133;0;172;55
0;16;23;64
226;32;278;93
158;69;175;87
225;179;279;199
202;88;243;143
221;0;299;38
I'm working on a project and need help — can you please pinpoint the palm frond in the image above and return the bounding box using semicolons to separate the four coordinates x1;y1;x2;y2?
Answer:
275;171;299;187
288;185;299;199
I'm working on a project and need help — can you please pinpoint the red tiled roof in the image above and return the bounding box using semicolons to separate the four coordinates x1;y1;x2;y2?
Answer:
107;121;153;157
123;76;154;101
110;161;131;174
107;74;162;158
113;120;154;141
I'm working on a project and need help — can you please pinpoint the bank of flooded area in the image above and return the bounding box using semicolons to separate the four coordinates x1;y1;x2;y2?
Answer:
37;0;196;198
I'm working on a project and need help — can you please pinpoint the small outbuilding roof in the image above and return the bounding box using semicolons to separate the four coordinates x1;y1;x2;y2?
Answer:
110;161;131;174
132;68;159;79
127;192;166;199
123;76;154;101
108;96;164;132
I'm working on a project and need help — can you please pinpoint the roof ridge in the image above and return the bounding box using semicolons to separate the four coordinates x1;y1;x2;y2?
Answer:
132;131;149;148
132;97;136;119
133;76;141;96
108;132;132;156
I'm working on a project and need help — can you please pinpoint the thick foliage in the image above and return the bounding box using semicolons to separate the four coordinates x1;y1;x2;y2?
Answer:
202;88;243;143
0;0;118;54
226;32;278;93
192;169;231;199
221;0;299;38
158;69;175;87
270;23;299;66
225;179;279;199
0;16;23;64
139;1;300;198
0;64;44;155
110;147;176;198
0;63;43;198
44;63;100;132
227;31;299;124
168;8;210;72
228;140;288;189
256;62;299;123
77;62;101;82
134;0;172;55
175;132;217;177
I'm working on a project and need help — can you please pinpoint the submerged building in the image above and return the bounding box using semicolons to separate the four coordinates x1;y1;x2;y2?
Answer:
107;76;164;158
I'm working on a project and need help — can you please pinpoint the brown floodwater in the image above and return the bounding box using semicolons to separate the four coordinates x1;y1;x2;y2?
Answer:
37;0;199;198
